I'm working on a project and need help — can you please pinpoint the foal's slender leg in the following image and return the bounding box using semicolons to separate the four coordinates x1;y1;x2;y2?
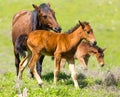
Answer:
84;56;89;66
30;55;45;78
78;57;88;70
18;54;31;80
60;58;66;69
54;54;61;84
67;59;79;88
28;53;43;86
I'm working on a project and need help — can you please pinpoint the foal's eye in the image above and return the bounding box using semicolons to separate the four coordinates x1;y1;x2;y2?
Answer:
87;31;90;34
43;15;47;19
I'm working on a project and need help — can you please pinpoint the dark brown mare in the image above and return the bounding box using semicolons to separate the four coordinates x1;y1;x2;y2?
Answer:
12;3;61;77
60;41;105;70
16;21;96;88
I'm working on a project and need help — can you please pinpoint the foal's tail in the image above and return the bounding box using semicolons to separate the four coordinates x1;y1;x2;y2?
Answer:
15;34;28;57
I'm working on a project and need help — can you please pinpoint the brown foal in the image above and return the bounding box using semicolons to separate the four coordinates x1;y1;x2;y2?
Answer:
16;21;96;88
60;41;105;70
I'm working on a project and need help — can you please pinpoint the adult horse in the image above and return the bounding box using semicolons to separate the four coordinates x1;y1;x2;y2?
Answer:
12;3;61;77
16;21;97;88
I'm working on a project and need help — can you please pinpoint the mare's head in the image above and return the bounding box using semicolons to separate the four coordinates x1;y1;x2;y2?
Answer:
32;3;61;32
94;46;106;67
79;21;97;46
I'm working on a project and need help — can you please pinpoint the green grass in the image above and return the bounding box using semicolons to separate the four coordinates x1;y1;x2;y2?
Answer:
0;0;120;96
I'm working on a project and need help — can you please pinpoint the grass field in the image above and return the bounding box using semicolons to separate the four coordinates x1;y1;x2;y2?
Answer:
0;0;120;97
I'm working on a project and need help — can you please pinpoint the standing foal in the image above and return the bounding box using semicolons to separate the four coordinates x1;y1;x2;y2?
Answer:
16;21;96;88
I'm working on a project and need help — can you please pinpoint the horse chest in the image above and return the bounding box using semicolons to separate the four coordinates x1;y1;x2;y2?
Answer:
61;47;77;58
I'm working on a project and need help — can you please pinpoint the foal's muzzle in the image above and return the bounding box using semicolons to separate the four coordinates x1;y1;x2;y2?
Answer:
93;41;97;46
90;41;97;46
100;64;104;67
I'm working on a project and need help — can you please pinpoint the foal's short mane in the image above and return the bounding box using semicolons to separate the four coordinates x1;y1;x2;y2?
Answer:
91;43;103;53
82;41;103;53
65;21;89;34
95;45;103;53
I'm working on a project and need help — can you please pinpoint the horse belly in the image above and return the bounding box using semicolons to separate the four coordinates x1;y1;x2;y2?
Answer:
41;49;54;56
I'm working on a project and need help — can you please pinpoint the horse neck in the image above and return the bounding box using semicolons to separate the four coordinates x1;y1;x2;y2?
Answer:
89;46;98;55
68;27;83;47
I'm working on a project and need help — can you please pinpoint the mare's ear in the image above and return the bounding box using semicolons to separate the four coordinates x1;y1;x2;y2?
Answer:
32;4;40;12
79;20;84;29
102;48;106;52
48;3;51;7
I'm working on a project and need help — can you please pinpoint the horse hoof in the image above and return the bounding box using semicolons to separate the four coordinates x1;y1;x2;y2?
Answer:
39;83;44;88
83;67;88;71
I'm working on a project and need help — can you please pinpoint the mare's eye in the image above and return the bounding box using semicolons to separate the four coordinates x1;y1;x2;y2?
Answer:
43;15;47;19
87;31;90;34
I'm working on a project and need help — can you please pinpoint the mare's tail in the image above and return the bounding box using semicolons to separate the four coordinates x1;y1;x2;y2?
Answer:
15;34;28;57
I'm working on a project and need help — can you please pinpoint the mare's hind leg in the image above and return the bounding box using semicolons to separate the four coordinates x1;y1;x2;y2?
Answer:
30;55;45;78
18;54;31;80
14;48;20;76
28;53;43;87
67;58;79;88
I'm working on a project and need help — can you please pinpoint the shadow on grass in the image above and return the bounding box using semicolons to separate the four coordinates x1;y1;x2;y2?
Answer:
77;73;88;88
42;72;88;88
42;72;70;81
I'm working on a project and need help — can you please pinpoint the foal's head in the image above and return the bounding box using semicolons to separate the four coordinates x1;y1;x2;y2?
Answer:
94;46;106;67
32;3;61;32
79;21;97;46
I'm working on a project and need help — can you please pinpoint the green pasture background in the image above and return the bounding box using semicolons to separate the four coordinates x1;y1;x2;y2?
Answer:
0;0;120;97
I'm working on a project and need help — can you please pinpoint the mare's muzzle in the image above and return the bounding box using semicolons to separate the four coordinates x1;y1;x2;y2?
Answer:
53;27;62;33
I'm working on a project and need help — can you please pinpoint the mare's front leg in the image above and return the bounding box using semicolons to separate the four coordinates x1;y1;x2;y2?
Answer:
67;58;79;88
54;53;61;84
30;55;45;78
28;53;43;87
36;55;45;76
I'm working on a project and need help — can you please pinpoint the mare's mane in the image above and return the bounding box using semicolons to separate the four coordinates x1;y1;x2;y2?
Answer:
65;21;89;34
40;3;51;12
31;3;51;30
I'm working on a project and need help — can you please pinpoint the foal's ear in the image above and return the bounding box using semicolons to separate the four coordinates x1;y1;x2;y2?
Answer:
79;20;84;29
32;4;40;12
48;3;51;7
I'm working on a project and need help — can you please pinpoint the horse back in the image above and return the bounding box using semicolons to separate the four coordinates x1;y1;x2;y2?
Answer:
27;30;60;55
12;10;31;26
12;10;32;45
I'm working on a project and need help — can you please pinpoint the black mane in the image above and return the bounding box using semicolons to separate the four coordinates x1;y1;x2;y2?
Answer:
65;23;81;34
